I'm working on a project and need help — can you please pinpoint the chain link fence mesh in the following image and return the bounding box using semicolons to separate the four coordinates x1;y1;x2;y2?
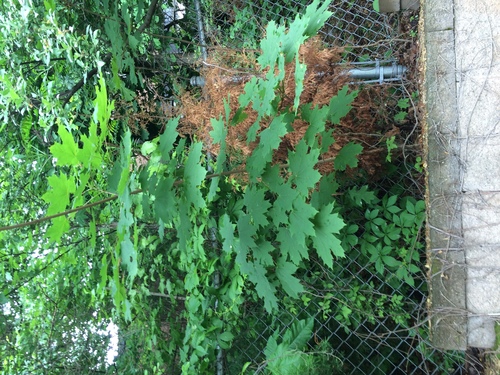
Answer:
156;1;466;373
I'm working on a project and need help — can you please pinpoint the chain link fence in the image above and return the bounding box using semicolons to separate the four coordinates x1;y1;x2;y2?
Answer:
155;1;466;373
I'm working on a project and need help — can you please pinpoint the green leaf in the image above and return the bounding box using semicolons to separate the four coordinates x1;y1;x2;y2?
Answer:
123;55;137;85
209;117;227;201
288;140;321;195
218;331;234;342
154;177;176;223
219;214;235;253
230;107;248;126
42;173;75;215
121;4;131;32
236;215;257;262
210;117;226;144
254;241;274;267
107;160;122;194
328;85;358;124
347;185;376;207
246;118;261;143
269;181;299;226
276;256;304;298
128;34;139;50
415;199;426;214
177;203;192;254
243;186;271;227
78;121;102;169
73;173;90;208
282;318;314;350
312;203;345;267
46;216;70;243
117;129;132;195
397;98;410;109
320;128;335;154
334;142;363;171
265;319;314;374
183;142;207;210
246;114;288;179
385;135;398;162
121;237;138;280
282;19;307;64
159;117;179;160
404;273;415;287
406;199;415;214
289;198;317;242
310;172;339;209
264;336;279;360
409;264;420;273
94;76;113;142
50;124;79;166
141;141;156;155
0;293;9;305
20;113;32;147
239;77;258;110
277;227;308;265
98;254;108;296
394;111;407;123
302;0;333;37
44;0;56;11
387;195;398;207
247;261;277;313
382;255;400;268
301;104;329;147
258;21;283;67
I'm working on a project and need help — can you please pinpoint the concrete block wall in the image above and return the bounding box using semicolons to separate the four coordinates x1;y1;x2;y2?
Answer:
424;0;500;349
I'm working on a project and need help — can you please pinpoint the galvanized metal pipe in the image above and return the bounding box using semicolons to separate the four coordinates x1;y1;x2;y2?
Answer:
190;60;407;86
348;60;407;84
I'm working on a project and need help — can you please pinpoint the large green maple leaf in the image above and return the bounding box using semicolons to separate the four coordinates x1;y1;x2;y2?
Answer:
42;173;76;242
289;198;317;242
246;114;288;180
183;142;207;210
277;227;308;265
50;124;79;167
276;256;304;298
243;186;271;228
288;140;321;195
312;202;346;267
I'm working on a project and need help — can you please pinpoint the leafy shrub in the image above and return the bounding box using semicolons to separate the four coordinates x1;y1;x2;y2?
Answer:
1;0;431;374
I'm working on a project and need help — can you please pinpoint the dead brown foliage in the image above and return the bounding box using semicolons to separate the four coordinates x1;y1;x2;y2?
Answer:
178;37;400;177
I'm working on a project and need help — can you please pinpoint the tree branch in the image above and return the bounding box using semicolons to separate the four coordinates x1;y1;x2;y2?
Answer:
61;53;111;106
137;0;160;34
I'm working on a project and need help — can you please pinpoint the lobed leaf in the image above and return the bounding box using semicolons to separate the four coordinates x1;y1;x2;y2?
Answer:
183;142;207;210
312;203;346;267
288;139;321;195
243;186;271;228
276;256;304;298
50;124;79;166
334;141;363;171
328;85;358;125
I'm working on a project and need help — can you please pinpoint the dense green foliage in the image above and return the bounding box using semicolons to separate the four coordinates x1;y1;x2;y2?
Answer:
0;1;434;374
